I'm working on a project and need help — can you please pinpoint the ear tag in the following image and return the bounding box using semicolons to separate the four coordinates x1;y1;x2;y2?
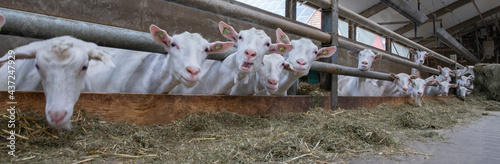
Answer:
279;46;285;52
155;31;164;38
215;44;222;50
323;50;328;55
280;36;287;42
223;28;231;35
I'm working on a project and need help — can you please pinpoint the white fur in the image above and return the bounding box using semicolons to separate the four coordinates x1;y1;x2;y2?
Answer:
88;25;234;93
0;36;115;130
170;22;292;94
339;49;382;96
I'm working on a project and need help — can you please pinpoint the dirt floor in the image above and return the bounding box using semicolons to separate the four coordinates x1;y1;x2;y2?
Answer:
1;93;499;163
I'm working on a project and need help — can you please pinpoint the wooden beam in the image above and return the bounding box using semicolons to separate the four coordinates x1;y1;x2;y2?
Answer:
0;91;451;125
394;0;470;34
359;2;388;18
419;6;500;45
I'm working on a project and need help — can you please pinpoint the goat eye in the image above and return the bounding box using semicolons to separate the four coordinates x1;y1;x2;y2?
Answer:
265;42;270;47
238;36;243;40
35;64;39;70
82;65;88;70
204;48;209;52
313;51;318;54
281;63;285;66
170;42;177;47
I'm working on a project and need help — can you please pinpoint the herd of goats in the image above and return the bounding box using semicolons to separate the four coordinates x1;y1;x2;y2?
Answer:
0;14;475;130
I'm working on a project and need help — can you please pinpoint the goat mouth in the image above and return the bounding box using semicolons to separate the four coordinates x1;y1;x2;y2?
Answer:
182;76;198;84
241;62;254;70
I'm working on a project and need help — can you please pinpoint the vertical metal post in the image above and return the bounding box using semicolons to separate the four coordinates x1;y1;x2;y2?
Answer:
285;0;297;20
330;0;339;110
285;0;298;95
320;0;339;110
386;38;392;52
348;21;356;40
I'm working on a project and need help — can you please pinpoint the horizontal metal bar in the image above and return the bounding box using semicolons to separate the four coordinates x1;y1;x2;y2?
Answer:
0;7;446;76
166;0;332;43
311;61;393;81
303;0;463;68
0;8;165;54
435;28;480;63
338;36;441;75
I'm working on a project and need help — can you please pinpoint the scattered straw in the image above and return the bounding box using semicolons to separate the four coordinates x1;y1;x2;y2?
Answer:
0;95;490;163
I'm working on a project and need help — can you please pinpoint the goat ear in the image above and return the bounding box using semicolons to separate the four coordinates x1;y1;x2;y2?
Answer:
437;65;442;71
0;40;44;64
467;89;473;93
316;46;337;60
347;51;358;59
268;43;293;55
0;14;5;28
275;28;290;44
410;75;419;79
374;53;383;60
207;41;234;54
390;73;398;80
88;49;115;68
426;53;434;57
149;24;172;48
449;84;458;88
218;21;239;42
409;48;417;55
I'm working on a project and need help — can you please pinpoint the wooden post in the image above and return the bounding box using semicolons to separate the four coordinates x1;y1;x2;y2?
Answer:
320;0;339;110
285;0;299;95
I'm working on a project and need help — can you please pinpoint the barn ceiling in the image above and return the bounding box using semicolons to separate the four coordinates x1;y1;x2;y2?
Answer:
339;0;500;64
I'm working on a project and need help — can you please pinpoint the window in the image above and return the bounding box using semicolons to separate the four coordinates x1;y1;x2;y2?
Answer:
356;27;386;51
391;42;410;58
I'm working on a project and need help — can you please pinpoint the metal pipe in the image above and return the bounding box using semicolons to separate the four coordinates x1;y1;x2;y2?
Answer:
311;62;394;81
166;0;332;43
0;5;453;74
303;0;463;68
434;28;480;63
0;8;165;54
338;36;441;75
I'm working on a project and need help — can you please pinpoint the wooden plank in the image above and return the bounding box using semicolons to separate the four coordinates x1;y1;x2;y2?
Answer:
0;91;451;125
0;91;314;125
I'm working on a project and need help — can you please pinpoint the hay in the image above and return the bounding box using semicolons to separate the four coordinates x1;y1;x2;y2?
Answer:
474;64;500;101
0;96;490;163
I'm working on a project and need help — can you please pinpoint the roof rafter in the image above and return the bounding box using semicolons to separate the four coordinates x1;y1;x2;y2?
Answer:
419;5;500;45
359;2;388;18
394;0;470;34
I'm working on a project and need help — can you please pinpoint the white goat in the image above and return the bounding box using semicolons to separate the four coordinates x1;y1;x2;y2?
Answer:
339;49;382;96
230;53;289;95
424;80;457;96
409;49;433;77
88;24;234;93
379;73;417;96
270;31;336;95
408;77;426;106
0;36;115;129
170;22;293;94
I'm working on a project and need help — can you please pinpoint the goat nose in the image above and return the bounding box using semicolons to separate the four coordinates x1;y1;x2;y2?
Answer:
245;50;256;59
49;111;67;124
418;92;423;96
419;60;424;63
268;79;278;85
296;59;307;65
403;88;408;92
186;67;200;76
361;61;368;65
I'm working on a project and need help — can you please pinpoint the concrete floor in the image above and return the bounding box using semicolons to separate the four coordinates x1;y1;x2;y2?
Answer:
349;111;500;164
